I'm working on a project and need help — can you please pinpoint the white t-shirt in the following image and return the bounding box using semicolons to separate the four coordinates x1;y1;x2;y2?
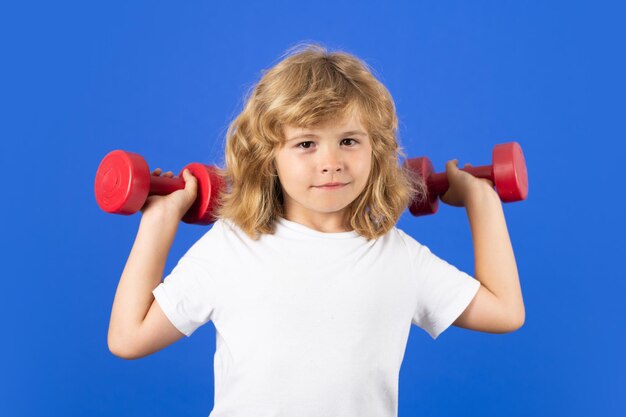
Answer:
153;216;480;417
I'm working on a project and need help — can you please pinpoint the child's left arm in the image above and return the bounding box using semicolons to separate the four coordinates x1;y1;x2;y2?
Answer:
440;159;526;334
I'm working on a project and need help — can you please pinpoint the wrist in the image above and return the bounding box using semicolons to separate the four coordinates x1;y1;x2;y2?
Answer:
140;206;183;228
465;183;500;210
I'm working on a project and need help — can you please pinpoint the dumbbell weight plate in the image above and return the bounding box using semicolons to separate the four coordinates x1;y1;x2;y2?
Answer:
493;142;528;202
95;150;151;214
180;163;224;225
405;157;440;216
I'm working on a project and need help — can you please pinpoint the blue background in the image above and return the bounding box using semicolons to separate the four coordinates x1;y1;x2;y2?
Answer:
2;1;624;416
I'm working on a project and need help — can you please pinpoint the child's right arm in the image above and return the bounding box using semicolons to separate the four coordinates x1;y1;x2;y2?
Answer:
107;168;198;360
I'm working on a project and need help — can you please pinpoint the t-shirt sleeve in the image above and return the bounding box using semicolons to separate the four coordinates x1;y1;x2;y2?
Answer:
152;228;221;338
401;231;480;340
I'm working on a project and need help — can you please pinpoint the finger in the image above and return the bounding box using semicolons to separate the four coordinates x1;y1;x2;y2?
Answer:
139;195;155;212
444;160;457;177
183;168;197;181
152;168;162;176
183;169;198;191
163;171;174;177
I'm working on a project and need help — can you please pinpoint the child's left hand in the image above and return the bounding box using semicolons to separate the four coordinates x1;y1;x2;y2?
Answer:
440;159;496;207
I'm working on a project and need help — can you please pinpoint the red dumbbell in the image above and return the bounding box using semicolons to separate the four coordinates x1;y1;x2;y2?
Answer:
404;142;528;216
94;150;224;225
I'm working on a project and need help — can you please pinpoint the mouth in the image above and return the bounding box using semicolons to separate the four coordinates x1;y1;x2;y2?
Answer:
314;182;348;190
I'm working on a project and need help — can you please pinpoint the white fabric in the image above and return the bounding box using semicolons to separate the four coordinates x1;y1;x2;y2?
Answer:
153;216;480;417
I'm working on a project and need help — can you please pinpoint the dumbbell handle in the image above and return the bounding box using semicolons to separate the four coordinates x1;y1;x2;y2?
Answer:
146;174;186;196
427;164;493;195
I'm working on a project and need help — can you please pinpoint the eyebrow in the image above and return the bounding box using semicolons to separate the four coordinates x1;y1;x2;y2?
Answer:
286;130;368;142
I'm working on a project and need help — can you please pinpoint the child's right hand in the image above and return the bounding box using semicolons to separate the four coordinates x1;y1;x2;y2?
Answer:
140;168;198;220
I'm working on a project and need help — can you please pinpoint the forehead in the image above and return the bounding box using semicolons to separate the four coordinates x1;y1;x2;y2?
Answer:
283;111;368;141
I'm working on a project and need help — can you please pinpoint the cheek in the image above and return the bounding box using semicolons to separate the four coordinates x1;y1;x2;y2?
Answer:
355;154;373;181
276;156;307;188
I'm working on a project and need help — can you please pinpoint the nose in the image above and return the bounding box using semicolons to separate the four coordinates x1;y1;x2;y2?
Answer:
320;147;343;173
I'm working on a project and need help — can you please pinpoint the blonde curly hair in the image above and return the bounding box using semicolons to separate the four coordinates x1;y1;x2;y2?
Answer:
214;42;425;240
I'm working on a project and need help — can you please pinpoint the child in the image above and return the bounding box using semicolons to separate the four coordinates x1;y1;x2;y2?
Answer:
108;42;525;417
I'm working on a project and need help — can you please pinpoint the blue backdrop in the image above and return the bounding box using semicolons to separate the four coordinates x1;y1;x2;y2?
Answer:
2;1;624;416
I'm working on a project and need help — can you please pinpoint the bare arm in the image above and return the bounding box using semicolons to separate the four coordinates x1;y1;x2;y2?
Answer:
461;186;525;329
107;168;197;358
107;210;180;357
441;159;525;332
466;189;525;325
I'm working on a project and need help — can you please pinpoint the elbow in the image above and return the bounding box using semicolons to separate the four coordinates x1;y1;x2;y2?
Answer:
108;339;131;360
509;309;526;332
517;305;526;328
109;342;140;360
108;333;139;360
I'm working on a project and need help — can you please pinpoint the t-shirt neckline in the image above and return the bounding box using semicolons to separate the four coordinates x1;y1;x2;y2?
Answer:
276;216;360;239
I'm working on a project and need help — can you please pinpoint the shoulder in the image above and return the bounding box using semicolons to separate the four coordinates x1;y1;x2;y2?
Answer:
186;216;268;258
389;226;426;252
194;217;239;243
386;227;446;271
366;226;431;267
184;218;231;257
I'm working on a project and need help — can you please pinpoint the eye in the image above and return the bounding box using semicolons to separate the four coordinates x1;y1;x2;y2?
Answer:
296;141;314;149
295;138;358;149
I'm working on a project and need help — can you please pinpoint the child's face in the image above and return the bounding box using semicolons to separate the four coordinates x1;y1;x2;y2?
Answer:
275;111;372;232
